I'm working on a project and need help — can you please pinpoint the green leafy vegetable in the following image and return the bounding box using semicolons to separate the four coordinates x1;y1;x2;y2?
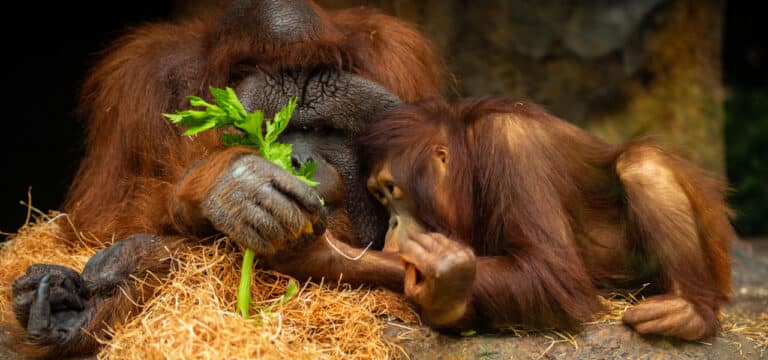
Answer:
277;280;300;307
164;87;317;188
249;280;300;325
165;87;316;319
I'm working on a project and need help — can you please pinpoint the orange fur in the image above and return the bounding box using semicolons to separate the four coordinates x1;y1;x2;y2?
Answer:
5;2;445;358
63;4;442;245
360;97;733;336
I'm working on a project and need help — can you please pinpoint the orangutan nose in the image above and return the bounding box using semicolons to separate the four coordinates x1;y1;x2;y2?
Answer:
367;166;402;206
389;215;399;229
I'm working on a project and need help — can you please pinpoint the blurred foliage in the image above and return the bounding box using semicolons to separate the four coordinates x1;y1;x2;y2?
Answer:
724;89;768;237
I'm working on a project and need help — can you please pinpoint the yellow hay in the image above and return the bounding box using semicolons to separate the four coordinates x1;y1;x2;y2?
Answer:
1;214;766;358
1;215;417;359
723;311;768;353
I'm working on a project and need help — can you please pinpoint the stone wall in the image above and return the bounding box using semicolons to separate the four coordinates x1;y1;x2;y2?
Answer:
319;0;726;173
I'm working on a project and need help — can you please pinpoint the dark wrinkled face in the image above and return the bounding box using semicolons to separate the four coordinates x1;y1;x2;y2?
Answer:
208;0;408;248
235;68;399;247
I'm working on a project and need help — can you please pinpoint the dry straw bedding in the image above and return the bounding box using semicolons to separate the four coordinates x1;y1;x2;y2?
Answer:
0;213;419;359
0;212;765;359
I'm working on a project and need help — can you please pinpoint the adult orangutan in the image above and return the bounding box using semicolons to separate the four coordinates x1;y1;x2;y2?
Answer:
3;0;443;357
360;97;733;341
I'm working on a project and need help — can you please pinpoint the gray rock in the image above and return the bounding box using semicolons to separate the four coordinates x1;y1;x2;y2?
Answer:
564;0;667;58
483;0;573;59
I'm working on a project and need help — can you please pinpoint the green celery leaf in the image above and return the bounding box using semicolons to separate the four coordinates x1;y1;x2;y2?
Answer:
297;160;317;179
295;175;319;188
163;110;205;125
182;120;217;136
237;110;265;145
208;87;230;105
163;113;184;123
278;280;299;306
263;142;293;171
265;97;298;144
187;96;218;112
226;87;249;119
187;95;208;107
210;87;248;121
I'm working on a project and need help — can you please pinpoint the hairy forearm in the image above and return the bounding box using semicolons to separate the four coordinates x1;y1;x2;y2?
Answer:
265;235;405;291
459;255;598;329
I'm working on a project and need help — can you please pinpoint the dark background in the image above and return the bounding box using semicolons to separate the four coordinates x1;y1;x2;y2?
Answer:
1;1;765;239
1;2;175;236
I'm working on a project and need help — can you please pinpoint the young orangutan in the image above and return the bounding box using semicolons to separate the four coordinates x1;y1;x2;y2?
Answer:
361;97;734;340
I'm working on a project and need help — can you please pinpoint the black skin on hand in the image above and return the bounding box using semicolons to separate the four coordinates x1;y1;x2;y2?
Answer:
201;154;327;256
13;265;91;344
12;234;161;348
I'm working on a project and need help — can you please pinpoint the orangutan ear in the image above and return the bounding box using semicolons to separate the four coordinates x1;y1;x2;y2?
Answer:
433;145;449;178
435;145;448;165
